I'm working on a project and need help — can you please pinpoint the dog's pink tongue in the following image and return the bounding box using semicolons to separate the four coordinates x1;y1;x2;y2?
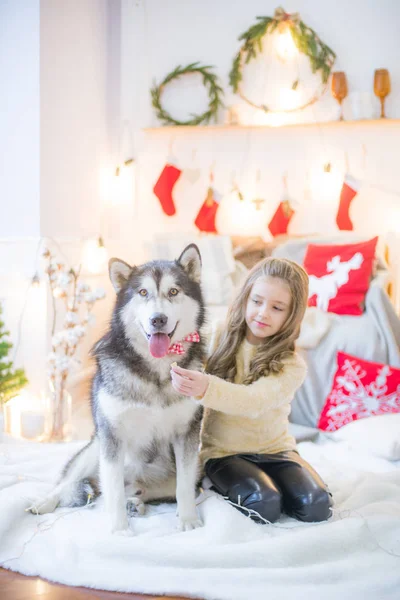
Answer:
149;333;170;358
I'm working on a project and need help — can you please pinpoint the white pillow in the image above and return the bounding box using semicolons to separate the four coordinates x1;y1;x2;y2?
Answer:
202;259;248;306
327;414;400;461
202;268;234;306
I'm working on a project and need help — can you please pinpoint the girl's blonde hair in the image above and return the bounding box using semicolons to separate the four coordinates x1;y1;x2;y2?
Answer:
206;257;309;384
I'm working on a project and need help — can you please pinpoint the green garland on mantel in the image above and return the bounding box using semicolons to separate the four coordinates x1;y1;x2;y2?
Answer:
151;62;224;126
229;7;336;113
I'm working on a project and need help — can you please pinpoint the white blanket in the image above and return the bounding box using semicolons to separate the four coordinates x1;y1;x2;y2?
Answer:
0;438;399;600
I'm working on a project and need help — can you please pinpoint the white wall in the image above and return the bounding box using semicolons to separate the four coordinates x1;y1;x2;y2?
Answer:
122;0;400;129
1;0;400;398
40;0;110;239
120;0;400;262
0;0;123;395
0;0;40;237
0;0;44;394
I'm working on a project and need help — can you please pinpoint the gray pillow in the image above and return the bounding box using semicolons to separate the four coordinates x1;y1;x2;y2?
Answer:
289;422;320;443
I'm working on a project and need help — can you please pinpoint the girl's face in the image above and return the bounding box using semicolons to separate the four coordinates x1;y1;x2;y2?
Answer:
245;276;291;345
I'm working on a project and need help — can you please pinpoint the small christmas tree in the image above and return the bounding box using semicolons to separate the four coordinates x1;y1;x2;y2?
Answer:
0;303;28;405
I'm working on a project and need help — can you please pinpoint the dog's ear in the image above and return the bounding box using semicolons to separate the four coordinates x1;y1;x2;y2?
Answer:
108;258;132;292
177;244;202;283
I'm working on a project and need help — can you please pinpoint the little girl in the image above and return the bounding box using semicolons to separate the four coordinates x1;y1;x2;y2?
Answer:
171;257;332;524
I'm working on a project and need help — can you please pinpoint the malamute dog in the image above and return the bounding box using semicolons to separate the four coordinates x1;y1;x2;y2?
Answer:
32;244;206;534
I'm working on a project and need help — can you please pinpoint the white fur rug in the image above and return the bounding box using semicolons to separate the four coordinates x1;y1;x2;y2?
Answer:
0;438;399;600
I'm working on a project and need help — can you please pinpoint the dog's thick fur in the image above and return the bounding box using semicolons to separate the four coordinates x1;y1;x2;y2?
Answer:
32;244;206;534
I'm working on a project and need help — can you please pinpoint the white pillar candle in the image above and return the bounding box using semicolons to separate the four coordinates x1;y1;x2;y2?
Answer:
20;410;45;439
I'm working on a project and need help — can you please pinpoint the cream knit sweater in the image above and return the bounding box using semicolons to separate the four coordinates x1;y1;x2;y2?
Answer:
199;323;307;465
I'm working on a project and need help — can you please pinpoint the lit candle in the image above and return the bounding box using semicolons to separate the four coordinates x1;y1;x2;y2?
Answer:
4;392;46;440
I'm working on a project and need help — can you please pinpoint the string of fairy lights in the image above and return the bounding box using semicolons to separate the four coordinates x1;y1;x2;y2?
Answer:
4;3;400;396
0;467;398;566
0;2;400;571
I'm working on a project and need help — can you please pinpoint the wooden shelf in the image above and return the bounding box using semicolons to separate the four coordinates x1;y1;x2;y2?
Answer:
143;119;400;134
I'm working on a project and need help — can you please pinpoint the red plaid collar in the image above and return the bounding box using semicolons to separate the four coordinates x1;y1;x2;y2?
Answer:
168;331;200;355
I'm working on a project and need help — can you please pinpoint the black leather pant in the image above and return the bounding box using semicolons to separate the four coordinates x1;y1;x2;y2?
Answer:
205;450;333;524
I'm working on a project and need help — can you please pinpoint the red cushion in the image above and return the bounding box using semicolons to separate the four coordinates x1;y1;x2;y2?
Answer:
318;352;400;432
303;237;378;315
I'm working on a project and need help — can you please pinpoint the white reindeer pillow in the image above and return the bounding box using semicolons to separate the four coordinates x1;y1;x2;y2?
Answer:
303;237;378;315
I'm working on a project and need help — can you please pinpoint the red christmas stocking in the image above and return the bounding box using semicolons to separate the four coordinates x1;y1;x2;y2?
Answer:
268;200;294;237
336;174;360;230
153;164;182;216
194;187;220;233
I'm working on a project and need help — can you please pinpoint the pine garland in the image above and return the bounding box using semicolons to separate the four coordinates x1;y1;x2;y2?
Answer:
229;7;336;113
0;304;28;405
151;62;224;126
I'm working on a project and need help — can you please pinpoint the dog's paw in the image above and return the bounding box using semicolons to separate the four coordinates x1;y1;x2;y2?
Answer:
126;496;146;517
26;496;59;515
177;516;203;532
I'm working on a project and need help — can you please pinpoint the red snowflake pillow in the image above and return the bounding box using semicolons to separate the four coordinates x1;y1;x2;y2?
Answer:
303;237;378;315
318;352;400;432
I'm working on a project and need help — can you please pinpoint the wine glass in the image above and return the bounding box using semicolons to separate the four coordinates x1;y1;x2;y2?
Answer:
374;69;391;119
331;72;348;121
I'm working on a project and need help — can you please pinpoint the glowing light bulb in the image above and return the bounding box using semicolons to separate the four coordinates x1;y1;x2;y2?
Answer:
31;273;40;288
217;193;263;236
275;27;298;62
113;159;135;205
82;237;108;275
278;87;299;110
310;163;343;207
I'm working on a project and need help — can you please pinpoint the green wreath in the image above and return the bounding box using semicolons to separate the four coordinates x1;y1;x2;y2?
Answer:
229;7;336;113
151;63;224;126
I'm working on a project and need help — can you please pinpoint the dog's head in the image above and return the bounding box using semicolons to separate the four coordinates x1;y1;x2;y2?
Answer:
108;244;204;358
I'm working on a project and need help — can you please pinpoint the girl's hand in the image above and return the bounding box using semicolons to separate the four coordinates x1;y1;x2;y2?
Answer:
170;364;209;398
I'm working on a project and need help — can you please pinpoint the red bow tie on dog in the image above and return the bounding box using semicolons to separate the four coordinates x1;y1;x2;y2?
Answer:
168;331;200;355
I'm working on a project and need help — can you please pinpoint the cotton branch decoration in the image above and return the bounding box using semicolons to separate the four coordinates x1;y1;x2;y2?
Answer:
42;247;105;441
